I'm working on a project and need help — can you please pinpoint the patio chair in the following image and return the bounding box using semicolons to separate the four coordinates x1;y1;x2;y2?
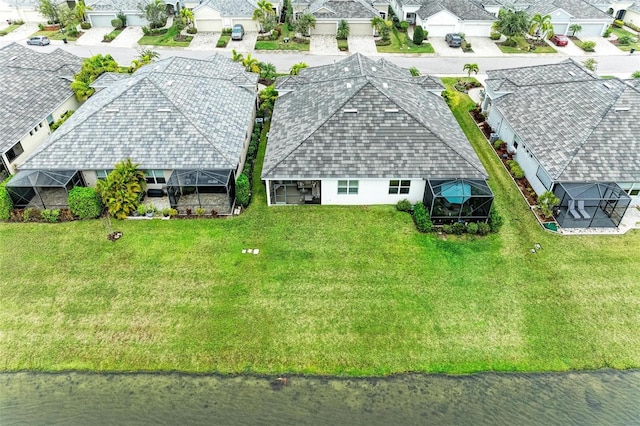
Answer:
568;200;581;219
577;200;590;219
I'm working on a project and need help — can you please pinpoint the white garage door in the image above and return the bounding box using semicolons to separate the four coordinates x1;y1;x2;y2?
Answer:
89;13;117;27
577;23;606;36
350;22;373;36
463;23;491;37
196;19;222;32
126;13;148;26
313;22;336;35
427;24;456;37
552;23;569;35
233;19;257;32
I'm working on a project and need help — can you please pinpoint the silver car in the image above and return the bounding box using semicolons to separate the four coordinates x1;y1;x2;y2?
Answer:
27;36;50;46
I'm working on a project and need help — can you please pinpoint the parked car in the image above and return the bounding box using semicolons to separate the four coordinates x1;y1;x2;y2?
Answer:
445;33;462;48
27;36;50;46
549;34;569;46
231;24;244;41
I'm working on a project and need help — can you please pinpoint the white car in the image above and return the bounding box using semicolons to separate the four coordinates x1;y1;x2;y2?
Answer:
27;36;50;46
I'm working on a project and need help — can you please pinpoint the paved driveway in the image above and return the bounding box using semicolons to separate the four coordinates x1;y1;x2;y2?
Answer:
347;35;377;55
189;32;220;51
0;22;39;43
310;35;339;55
581;36;627;56
430;37;504;57
224;32;257;54
76;26;112;46
109;26;143;48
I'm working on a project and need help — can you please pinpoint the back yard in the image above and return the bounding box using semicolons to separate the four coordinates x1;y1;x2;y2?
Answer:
0;84;639;376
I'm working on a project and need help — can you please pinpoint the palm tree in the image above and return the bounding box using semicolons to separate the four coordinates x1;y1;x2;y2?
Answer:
569;23;582;36
409;66;420;77
130;49;159;72
371;16;390;41
180;7;194;30
73;0;91;23
289;62;308;75
529;13;552;41
242;53;260;73
337;19;350;40
96;159;147;220
231;49;244;63
495;7;530;39
463;63;479;83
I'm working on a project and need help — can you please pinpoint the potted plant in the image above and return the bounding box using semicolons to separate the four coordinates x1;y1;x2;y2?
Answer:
145;205;155;217
195;207;205;217
136;204;146;216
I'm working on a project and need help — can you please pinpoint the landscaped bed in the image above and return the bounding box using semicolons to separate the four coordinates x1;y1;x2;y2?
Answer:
138;26;192;47
30;29;82;42
608;26;640;52
254;28;310;51
376;28;434;54
1;88;639;376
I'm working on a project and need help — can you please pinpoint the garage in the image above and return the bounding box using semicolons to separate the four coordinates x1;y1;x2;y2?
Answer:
196;19;222;32
312;22;337;35
232;19;257;32
426;24;457;37
350;22;373;36
88;13;117;27
575;22;608;36
463;23;492;37
125;13;148;26
552;22;569;35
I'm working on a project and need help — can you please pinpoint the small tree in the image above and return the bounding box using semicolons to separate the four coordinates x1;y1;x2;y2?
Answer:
138;0;166;29
36;0;64;23
259;85;279;116
463;63;479;83
529;13;552;40
68;186;103;219
569;23;582;36
538;191;559;219
632;70;640;78
130;48;159;72
258;62;277;84
180;7;194;30
242;53;260;73
413;25;424;45
337;19;350;40
231;49;244;63
495;7;530;40
371;16;391;41
289;62;308;75
293;13;315;37
583;58;598;72
409;66;420;76
235;173;250;207
96;159;146;220
73;0;91;23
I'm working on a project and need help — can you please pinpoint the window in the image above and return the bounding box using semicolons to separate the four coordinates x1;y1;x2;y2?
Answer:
46;114;54;125
338;180;358;194
144;170;166;184
629;189;640;196
389;180;411;195
5;142;24;162
96;170;110;180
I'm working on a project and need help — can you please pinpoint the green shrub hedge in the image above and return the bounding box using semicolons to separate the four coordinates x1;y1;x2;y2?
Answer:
68;186;103;219
506;160;524;179
413;202;433;232
41;209;60;223
396;199;412;212
0;177;12;221
235;173;250;207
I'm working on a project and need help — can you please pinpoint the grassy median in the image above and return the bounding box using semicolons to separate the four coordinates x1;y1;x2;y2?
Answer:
0;84;639;375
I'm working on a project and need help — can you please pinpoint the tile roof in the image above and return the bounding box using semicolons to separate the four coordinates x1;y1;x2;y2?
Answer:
416;0;496;21
309;0;380;19
486;60;640;182
486;0;611;19
87;0;141;11
193;0;258;17
263;54;486;180
0;43;81;154
20;55;258;171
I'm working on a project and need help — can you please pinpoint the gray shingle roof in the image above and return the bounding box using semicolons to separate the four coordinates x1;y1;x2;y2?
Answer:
309;0;379;19
0;43;81;154
263;54;486;180
193;0;258;17
487;60;640;182
20;55;258;171
416;0;496;21
486;0;610;19
90;71;132;89
87;0;140;12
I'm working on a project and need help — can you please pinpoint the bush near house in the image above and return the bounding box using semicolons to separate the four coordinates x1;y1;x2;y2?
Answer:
41;209;61;223
216;35;230;47
235;173;250;207
506;160;525;179
613;19;624;28
0;177;13;221
488;205;503;232
413;202;433;232
396;199;412;212
68;186;104;219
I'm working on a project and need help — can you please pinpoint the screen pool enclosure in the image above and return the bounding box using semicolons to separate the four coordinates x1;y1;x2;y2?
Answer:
424;179;494;223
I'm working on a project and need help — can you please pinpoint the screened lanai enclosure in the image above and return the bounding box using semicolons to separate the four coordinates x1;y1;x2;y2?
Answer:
166;169;235;215
553;182;631;228
424;179;494;224
5;170;85;209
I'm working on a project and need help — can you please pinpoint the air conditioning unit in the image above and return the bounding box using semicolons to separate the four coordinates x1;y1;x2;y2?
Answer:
489;133;499;143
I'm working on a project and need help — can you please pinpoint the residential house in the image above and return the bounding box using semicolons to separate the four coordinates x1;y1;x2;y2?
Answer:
2;0;46;22
262;53;494;223
7;55;258;214
291;0;387;35
0;43;81;178
481;0;613;36
481;60;639;228
193;0;280;32
389;0;497;36
86;0;181;27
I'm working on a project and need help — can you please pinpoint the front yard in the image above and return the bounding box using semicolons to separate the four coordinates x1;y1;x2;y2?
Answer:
376;28;434;54
138;25;192;47
30;29;82;42
254;28;310;51
608;26;640;52
1;85;639;376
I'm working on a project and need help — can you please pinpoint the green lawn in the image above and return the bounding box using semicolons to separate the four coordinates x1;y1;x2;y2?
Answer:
103;28;123;42
1;84;639;376
254;30;310;51
0;23;21;35
497;42;557;54
376;28;434;54
138;26;192;47
30;29;81;41
608;26;640;51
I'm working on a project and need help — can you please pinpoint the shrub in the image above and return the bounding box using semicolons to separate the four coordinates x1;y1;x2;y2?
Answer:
538;191;560;219
613;19;624;28
187;26;197;34
142;26;151;36
66;26;79;37
507;160;524;179
503;37;517;47
451;222;465;235
412;26;424;45
466;222;479;235
396;199;412;212
441;89;456;106
494;139;503;150
0;178;12;221
235;173;250;207
23;207;41;222
221;27;232;35
38;23;45;30
195;207;205;216
41;209;60;223
603;27;612;38
216;36;229;47
168;208;178;217
103;33;115;42
399;21;409;32
117;11;127;27
0;31;7;36
490;31;501;40
488;205;503;233
632;70;640;79
581;40;596;51
80;22;91;29
14;19;24;25
441;224;452;234
477;222;490;235
68;186;104;219
50;110;74;132
137;204;146;215
413;202;433;232
618;35;632;45
111;18;123;28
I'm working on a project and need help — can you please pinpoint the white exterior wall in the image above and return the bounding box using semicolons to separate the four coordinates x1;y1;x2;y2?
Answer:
350;21;374;36
194;7;221;31
574;22;609;36
618;182;640;206
233;18;257;31
321;178;426;205
462;21;493;36
423;10;459;36
313;21;337;35
624;9;640;26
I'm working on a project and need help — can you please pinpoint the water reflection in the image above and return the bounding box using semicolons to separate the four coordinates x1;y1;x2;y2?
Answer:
1;370;639;425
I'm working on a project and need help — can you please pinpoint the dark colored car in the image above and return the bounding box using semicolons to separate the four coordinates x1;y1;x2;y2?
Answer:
231;24;244;41
27;36;50;46
445;33;462;47
549;34;569;46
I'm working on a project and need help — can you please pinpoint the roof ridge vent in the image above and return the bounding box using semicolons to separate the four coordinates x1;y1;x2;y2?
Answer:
157;108;171;112
105;108;119;113
603;82;613;89
614;106;630;112
344;67;349;72
346;82;352;88
384;108;399;113
568;71;576;76
371;66;376;71
382;82;388;89
343;108;358;113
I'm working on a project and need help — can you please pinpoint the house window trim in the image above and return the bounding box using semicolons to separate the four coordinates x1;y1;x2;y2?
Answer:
5;142;24;163
338;180;359;195
388;179;411;195
144;169;166;184
96;169;111;180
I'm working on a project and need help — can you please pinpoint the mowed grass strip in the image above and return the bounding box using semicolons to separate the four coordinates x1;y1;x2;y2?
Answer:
1;87;639;375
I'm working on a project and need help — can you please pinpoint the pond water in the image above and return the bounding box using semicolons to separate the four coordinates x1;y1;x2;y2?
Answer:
1;370;639;425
